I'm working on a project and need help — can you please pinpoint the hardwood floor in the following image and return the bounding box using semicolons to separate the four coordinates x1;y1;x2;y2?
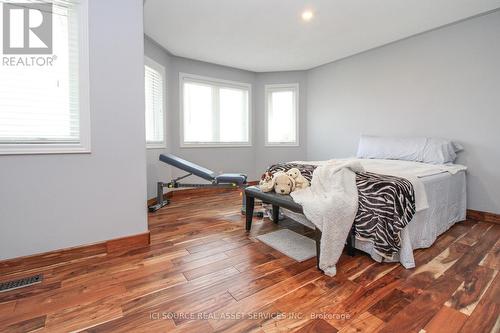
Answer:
0;189;498;332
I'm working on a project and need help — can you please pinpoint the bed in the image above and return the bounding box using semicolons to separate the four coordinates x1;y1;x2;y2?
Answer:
250;136;467;275
281;162;466;268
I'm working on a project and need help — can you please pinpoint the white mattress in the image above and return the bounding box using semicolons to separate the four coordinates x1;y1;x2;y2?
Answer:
282;169;467;269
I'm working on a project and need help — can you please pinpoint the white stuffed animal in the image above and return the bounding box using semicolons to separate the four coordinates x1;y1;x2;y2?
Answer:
259;171;275;192
273;172;296;194
286;168;310;190
259;171;296;194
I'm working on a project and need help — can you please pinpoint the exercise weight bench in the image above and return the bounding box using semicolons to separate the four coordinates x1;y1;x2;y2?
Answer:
148;153;253;213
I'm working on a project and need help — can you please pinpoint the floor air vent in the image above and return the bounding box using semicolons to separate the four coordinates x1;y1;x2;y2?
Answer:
0;274;43;292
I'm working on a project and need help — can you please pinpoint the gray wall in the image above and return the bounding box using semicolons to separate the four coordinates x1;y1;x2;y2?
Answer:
0;0;148;260
144;37;308;198
168;55;257;185
254;71;308;174
306;11;500;214
144;37;173;199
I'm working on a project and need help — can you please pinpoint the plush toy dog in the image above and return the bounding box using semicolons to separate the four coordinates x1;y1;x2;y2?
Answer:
259;171;296;194
273;173;296;194
286;168;310;189
259;171;274;192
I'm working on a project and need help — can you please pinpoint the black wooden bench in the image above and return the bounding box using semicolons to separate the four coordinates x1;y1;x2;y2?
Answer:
244;186;356;270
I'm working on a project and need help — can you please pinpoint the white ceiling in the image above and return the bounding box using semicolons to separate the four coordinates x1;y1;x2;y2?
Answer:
144;0;500;72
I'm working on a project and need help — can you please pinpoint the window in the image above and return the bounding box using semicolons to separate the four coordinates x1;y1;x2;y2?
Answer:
180;73;251;147
144;57;165;148
0;0;90;154
265;83;299;146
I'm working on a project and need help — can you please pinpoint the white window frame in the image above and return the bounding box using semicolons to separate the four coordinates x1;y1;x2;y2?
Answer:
179;72;252;148
145;56;167;149
0;0;90;155
265;83;299;147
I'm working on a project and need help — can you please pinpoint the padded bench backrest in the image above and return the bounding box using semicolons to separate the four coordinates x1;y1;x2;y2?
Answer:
159;153;216;182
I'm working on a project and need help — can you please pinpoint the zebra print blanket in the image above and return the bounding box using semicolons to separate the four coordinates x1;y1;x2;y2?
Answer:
263;163;416;258
354;172;415;258
265;163;317;182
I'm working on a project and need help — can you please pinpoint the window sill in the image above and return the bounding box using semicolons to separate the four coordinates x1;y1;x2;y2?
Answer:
0;143;91;155
265;143;300;147
181;143;252;148
147;144;167;149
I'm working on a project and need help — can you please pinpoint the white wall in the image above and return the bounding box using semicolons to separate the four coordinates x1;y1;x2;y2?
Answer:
144;37;308;198
0;0;148;260
307;11;500;214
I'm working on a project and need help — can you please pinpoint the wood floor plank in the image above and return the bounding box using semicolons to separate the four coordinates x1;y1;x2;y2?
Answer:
1;315;46;333
172;252;230;273
182;252;273;281
459;302;499;333
367;288;414;322
0;301;16;317
210;268;323;330
44;299;123;332
445;224;500;280
123;272;187;300
456;221;492;246
337;311;384;333
410;241;470;282
0;281;61;304
445;220;475;239
167;319;215;333
479;238;500;271
350;262;398;287
459;273;500;333
423;306;467;333
0;283;126;328
235;254;295;273
321;273;401;329
85;310;176;333
338;255;376;281
378;274;462;333
262;279;359;333
294;318;338;333
413;234;457;267
445;265;497;315
228;259;316;301
213;282;327;333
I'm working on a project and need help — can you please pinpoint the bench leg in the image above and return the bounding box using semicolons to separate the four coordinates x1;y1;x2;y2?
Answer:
314;228;322;271
272;205;279;224
245;195;255;231
347;225;356;256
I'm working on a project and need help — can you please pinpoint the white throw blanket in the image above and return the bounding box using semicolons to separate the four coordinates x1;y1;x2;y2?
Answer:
291;160;364;276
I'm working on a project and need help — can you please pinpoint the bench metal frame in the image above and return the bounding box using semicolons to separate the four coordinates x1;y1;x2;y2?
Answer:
148;153;249;213
149;175;240;212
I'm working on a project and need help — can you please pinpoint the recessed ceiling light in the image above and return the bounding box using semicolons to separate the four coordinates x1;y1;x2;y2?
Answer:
301;10;314;22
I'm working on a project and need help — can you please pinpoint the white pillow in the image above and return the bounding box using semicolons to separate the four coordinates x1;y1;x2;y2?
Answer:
356;135;462;164
422;138;463;164
357;135;427;161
